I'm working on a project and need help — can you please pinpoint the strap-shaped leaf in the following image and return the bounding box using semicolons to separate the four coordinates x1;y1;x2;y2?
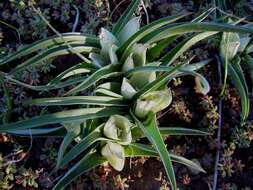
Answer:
191;7;216;23
143;22;253;44
147;36;178;62
133;64;183;100
95;88;123;98
126;65;172;76
125;143;205;173
230;60;249;122
126;60;210;76
131;126;209;141
24;96;126;107
53;150;106;190
9;45;99;75
117;13;190;59
95;82;123;98
0;33;100;65
59;125;104;168
4;75;87;91
65;64;122;95
118;17;141;44
181;60;211;71
56;122;81;169
0;107;124;132
8;127;65;136
221;60;249;122
131;111;177;190
220;31;241;95
147;8;215;62
112;0;140;35
96;82;122;94
48;62;97;85
232;57;249;93
161;32;217;66
159;127;209;136
180;70;210;95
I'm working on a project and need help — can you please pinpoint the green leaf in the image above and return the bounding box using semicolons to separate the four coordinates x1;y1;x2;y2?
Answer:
108;44;119;64
133;64;183;100
124;143;157;157
56;122;81;169
9;45;99;75
118;17;141;44
117;13;190;58
95;82;123;98
159;127;209;136
95;88;123;98
230;59;249;122
180;70;210;95
131;126;209;141
180;60;211;71
131;112;177;190
0;33;100;66
65;64;122;95
4;75;88;91
112;0;141;35
238;36;251;52
96;82;122;94
129;62;160;90
48;62;97;85
8;127;65;136
191;7;216;23
147;7;215;62
126;65;174;76
125;143;205;173
147;36;178;62
0;107;124;132
161;32;217;66
25;96;126;107
89;53;106;68
129;43;149;67
53;150;106;190
59;124;105;168
220;60;249;122
144;22;253;44
232;57;249;93
220;32;241;96
125;60;210;77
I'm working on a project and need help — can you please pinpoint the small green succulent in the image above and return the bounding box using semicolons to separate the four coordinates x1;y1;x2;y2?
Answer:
0;1;253;190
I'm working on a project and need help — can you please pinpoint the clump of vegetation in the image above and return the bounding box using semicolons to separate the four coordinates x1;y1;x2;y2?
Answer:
0;0;253;189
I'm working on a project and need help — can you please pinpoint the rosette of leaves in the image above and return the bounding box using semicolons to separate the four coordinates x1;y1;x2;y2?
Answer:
1;1;253;190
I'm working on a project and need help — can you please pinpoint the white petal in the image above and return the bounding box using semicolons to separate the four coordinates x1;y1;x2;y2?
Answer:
101;142;125;171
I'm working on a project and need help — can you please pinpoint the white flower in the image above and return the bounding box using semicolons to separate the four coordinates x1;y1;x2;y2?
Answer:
103;115;132;145
101;142;125;171
134;88;172;118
